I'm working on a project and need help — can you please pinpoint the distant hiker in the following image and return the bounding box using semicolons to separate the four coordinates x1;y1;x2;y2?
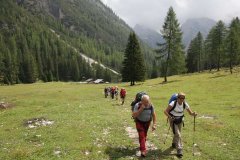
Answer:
114;86;119;100
164;92;197;158
120;88;126;105
104;87;108;98
110;86;115;99
132;95;156;157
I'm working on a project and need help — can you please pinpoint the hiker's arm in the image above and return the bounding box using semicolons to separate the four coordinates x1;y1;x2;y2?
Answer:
152;112;157;131
186;108;197;116
164;105;173;119
132;104;145;118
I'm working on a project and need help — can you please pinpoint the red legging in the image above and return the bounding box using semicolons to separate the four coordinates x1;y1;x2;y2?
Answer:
136;120;151;152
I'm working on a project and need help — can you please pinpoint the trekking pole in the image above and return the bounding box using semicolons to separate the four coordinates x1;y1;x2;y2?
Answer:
163;124;171;144
192;115;196;156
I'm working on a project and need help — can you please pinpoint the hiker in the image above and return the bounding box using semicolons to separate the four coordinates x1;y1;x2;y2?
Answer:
120;88;126;105
104;87;108;98
164;92;197;158
110;86;115;99
132;95;156;157
114;86;119;100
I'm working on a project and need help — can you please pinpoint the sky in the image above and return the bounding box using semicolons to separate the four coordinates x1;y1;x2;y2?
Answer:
100;0;240;31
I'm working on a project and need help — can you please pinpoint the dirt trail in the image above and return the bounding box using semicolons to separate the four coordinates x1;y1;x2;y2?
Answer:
125;126;158;156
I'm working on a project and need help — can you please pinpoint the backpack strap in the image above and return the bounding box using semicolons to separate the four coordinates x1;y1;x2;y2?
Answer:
136;104;153;122
169;100;178;114
169;100;186;116
144;105;153;121
183;102;186;109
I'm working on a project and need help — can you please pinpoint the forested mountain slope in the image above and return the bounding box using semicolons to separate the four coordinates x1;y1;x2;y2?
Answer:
0;0;156;84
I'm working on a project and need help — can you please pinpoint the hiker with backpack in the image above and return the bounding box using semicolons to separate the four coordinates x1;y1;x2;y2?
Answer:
114;86;119;100
110;86;115;99
104;87;108;98
132;94;156;157
164;92;197;158
120;88;126;105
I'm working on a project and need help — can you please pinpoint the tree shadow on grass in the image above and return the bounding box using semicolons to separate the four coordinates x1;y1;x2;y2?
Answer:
209;74;227;79
121;83;145;87
105;146;177;159
159;80;182;85
105;146;136;159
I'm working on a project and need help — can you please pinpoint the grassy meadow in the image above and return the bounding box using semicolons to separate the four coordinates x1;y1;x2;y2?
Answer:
0;68;240;160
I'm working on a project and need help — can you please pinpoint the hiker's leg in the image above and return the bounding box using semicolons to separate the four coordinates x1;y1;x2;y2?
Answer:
144;122;150;152
121;97;125;105
144;122;150;139
170;120;177;146
136;122;146;152
175;123;183;150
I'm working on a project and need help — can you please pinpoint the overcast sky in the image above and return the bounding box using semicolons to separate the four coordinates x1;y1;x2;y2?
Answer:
101;0;240;31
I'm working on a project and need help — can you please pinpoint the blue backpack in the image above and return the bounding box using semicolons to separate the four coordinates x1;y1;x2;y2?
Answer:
168;93;178;104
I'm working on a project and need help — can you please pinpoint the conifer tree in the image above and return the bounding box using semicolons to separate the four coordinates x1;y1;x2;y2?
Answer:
204;27;216;71
226;17;240;73
122;32;146;85
151;60;159;78
214;21;226;71
186;32;204;73
0;34;6;84
156;7;186;82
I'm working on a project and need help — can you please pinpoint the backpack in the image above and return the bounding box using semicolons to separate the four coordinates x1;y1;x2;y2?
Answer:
131;92;153;122
120;88;126;97
168;93;186;115
131;91;147;112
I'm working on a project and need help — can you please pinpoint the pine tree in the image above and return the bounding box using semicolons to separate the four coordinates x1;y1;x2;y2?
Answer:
226;17;240;73
3;49;12;84
186;39;197;73
0;34;6;84
24;54;38;83
72;58;80;81
196;32;204;72
122;32;146;86
186;32;204;73
104;69;111;82
214;21;226;71
156;7;186;82
204;27;216;71
151;60;159;78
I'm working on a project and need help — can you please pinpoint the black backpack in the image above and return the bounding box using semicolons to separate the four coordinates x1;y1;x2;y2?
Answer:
131;92;153;122
131;91;147;112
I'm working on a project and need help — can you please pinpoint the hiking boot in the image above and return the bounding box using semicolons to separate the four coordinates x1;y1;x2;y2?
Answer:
141;151;147;157
171;143;176;148
177;149;183;157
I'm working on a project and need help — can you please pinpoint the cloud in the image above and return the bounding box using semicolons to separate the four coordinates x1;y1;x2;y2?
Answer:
101;0;240;30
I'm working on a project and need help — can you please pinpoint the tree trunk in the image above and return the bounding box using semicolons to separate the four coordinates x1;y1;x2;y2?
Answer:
164;75;167;82
217;47;220;71
229;53;233;74
130;80;135;86
164;39;171;83
198;48;201;73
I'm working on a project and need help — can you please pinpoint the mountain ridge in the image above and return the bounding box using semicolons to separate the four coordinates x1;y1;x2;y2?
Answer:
134;18;216;49
181;17;216;48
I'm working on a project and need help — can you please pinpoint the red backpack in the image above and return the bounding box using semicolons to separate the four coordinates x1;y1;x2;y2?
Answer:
120;88;126;97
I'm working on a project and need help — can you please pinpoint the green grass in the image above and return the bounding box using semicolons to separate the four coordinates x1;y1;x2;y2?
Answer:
0;68;240;160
